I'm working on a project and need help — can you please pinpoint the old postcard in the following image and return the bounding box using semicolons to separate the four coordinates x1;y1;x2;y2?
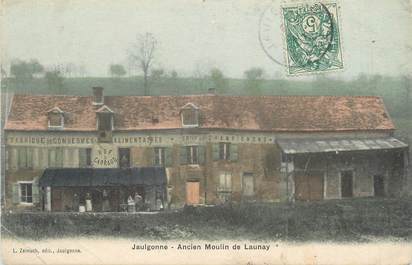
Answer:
1;0;412;264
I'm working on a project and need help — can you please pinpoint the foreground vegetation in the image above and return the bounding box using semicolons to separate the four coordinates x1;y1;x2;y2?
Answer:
2;198;412;242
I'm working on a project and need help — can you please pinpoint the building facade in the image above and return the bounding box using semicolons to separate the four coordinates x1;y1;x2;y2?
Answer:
3;87;409;211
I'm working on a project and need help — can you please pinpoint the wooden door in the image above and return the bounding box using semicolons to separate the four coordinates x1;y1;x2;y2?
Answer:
186;181;200;205
242;174;254;196
295;173;323;201
51;188;63;211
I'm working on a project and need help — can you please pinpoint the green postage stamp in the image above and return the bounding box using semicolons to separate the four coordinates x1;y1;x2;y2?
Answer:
282;2;343;75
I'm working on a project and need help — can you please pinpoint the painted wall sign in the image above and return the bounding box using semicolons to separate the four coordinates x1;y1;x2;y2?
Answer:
6;132;276;147
7;135;97;146
92;144;118;168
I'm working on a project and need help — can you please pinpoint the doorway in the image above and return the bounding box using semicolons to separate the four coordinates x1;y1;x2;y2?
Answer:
186;181;200;205
341;170;353;198
374;175;385;197
242;173;254;197
294;172;324;201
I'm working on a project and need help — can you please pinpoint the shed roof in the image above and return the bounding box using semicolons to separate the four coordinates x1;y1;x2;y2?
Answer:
277;137;408;154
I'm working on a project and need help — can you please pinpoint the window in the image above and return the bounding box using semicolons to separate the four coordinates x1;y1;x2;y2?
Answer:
49;113;62;127
17;147;33;169
79;148;92;167
154;147;165;166
218;172;232;191
180;146;205;165
48;147;63;167
98;113;113;131
19;182;33;203
220;143;230;160
154;147;172;167
180;103;199;127
119;148;130;168
188;146;198;164
218;172;232;202
212;143;238;161
47;107;64;129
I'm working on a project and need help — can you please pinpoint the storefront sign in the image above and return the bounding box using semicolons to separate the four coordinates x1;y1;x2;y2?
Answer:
6;132;276;147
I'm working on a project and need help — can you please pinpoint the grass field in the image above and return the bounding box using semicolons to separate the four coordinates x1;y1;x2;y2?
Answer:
2;198;412;242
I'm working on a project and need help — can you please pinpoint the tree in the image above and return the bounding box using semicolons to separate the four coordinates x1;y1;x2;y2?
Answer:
193;62;211;91
151;68;164;80
402;75;411;115
10;59;44;80
170;70;178;79
244;67;265;95
45;71;64;94
169;70;179;95
209;67;228;93
129;32;157;95
109;64;127;77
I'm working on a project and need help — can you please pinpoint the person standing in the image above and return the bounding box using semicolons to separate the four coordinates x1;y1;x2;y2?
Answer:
102;189;110;212
85;192;93;212
127;195;135;213
134;192;142;211
73;193;80;212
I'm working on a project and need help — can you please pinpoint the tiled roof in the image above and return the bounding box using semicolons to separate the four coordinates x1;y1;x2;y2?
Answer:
5;94;395;132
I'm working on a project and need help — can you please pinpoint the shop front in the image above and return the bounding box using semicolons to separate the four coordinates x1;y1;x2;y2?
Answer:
38;167;167;212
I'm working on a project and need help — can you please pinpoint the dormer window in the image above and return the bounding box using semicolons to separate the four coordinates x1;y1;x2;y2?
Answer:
96;105;114;142
47;107;64;130
96;105;114;130
180;103;199;128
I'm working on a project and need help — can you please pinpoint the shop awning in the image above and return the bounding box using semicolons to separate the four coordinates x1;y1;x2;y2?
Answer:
277;137;408;154
39;167;167;187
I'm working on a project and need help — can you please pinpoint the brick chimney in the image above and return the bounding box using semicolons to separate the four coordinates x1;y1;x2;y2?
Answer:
92;86;104;105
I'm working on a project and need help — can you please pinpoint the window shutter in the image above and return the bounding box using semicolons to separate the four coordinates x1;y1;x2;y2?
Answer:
219;174;225;189
227;174;232;189
26;148;33;169
12;183;20;204
56;147;63;167
212;143;220;161
79;148;87;168
198;146;206;164
165;147;173;167
32;178;40;204
10;147;18;170
180;146;188;165
152;148;158;166
18;147;27;169
144;147;154;166
230;144;238;161
48;149;56;167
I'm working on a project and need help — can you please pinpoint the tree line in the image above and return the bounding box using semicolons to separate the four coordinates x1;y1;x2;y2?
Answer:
4;32;269;95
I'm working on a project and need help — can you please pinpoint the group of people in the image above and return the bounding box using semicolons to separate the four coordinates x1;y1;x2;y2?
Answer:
72;190;164;212
72;192;94;212
127;192;144;212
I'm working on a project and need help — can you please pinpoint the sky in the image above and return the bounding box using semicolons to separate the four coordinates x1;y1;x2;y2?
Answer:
1;0;411;79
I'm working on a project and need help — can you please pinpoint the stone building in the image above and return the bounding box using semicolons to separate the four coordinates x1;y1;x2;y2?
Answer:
3;87;409;211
